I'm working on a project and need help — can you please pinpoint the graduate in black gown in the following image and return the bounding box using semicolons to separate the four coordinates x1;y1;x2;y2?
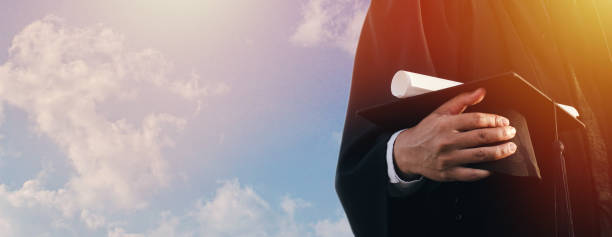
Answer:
336;1;612;236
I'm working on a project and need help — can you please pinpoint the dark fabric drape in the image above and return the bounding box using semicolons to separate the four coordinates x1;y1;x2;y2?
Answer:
336;0;612;236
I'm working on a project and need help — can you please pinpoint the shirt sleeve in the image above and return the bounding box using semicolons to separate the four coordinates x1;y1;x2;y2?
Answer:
386;129;425;196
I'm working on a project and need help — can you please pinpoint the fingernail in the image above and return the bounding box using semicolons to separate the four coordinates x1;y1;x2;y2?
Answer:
508;126;516;136
509;142;517;153
500;117;510;126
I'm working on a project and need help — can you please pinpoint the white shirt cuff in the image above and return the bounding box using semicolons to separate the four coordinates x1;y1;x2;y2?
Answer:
386;129;424;195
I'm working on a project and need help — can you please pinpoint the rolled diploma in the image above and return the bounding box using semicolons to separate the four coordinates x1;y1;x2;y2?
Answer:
390;70;462;98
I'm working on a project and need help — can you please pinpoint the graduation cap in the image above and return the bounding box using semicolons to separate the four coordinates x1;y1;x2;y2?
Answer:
357;72;585;179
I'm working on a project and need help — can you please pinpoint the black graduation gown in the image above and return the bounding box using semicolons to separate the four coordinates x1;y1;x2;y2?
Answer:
336;1;612;236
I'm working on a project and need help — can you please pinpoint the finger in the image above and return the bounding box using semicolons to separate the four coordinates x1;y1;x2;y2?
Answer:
433;88;486;115
442;167;491;182
449;126;516;149
441;142;517;167
451;112;510;131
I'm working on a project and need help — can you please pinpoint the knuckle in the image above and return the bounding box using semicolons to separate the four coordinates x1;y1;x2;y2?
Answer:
502;127;510;137
485;114;496;127
475;149;486;157
498;127;514;140
490;117;497;127
436;158;449;170
478;131;488;142
494;115;505;127
438;114;451;121
495;146;505;158
436;137;452;150
476;113;495;127
474;149;488;160
437;115;453;130
434;120;448;131
473;113;487;127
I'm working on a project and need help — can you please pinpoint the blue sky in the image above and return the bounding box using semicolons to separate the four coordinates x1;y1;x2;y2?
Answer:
0;0;369;236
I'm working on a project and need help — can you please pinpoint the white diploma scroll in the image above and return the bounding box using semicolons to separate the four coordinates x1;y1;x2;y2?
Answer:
390;70;462;98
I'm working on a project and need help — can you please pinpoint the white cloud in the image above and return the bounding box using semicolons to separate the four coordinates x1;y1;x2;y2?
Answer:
0;16;352;237
81;209;106;229
107;228;145;237
0;216;15;237
194;179;271;237
107;211;192;237
213;82;231;95
291;0;369;55
105;179;352;237
313;216;352;237
280;195;311;218
0;15;228;225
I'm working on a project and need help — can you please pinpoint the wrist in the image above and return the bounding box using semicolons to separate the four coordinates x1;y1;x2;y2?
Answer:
392;129;420;181
393;156;420;181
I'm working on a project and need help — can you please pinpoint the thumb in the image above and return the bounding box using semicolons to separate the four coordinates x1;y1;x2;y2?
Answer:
434;88;486;115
